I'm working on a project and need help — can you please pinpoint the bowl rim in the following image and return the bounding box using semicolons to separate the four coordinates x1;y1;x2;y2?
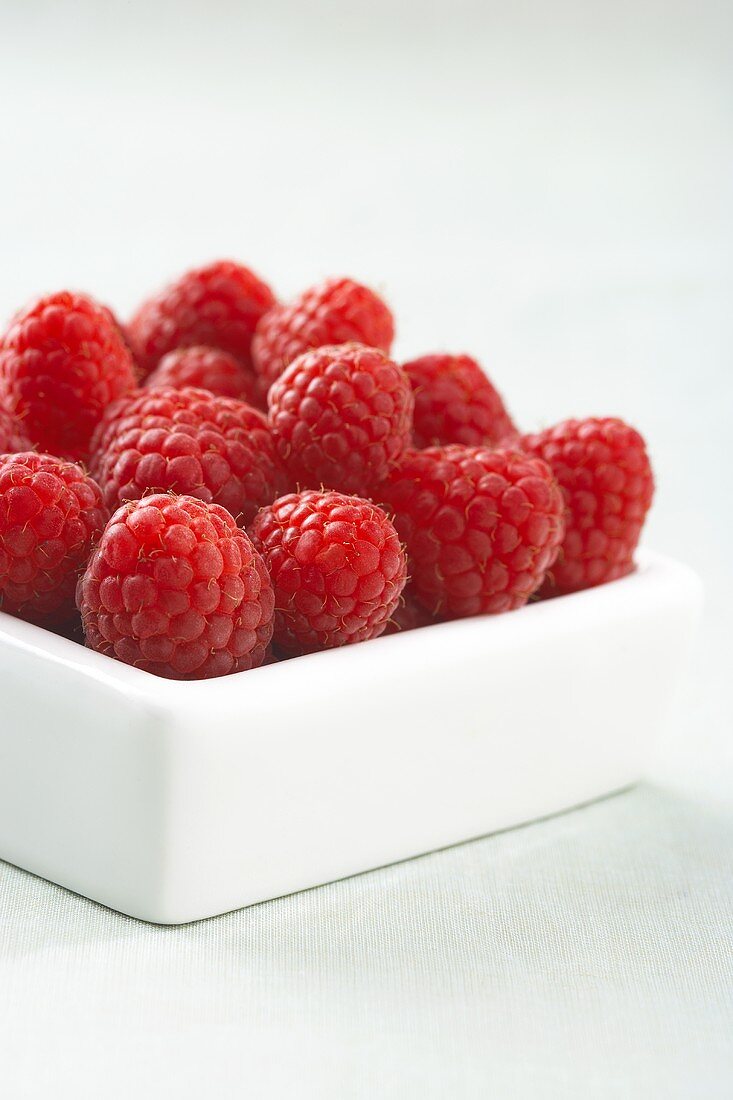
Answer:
0;548;697;704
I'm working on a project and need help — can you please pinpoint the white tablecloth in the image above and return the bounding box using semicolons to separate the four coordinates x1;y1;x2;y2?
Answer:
1;785;731;1098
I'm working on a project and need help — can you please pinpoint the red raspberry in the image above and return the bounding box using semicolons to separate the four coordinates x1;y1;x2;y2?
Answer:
403;353;516;449
384;584;436;635
0;452;108;624
268;343;413;496
250;490;407;655
0;404;32;453
377;446;565;618
252;276;395;395
128;260;276;377
89;387;289;526
519;417;654;593
0;292;137;461
143;345;259;406
78;494;274;679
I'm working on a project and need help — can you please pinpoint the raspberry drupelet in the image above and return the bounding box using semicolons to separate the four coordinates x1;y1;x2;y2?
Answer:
143;345;259;406
89;386;289;526
267;343;413;496
0;404;32;453
250;490;407;655
127;260;276;378
377;445;565;619
0;292;137;462
77;494;274;679
519;417;654;593
403;353;516;448
252;276;395;396
0;452;108;624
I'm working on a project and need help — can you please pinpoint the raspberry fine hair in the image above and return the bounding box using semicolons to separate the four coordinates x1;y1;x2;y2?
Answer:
403;352;516;449
519;417;654;594
89;386;289;526
128;260;276;378
252;276;394;395
250;490;407;655
0;452;109;624
0;404;32;454
377;445;565;619
0;291;137;461
143;345;260;406
267;342;413;496
77;494;274;679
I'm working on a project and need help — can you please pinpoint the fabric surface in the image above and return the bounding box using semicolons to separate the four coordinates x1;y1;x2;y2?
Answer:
1;784;731;1099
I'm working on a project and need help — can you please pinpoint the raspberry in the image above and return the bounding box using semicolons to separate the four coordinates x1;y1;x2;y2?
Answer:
252;276;394;395
377;446;565;618
403;353;516;448
384;584;436;635
268;343;413;496
78;494;274;679
519;417;654;593
0;404;32;453
128;260;275;377
89;387;289;526
250;490;407;655
0;292;137;461
0;452;108;624
143;345;259;406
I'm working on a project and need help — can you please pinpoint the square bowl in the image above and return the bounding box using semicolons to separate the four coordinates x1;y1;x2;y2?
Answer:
0;550;701;924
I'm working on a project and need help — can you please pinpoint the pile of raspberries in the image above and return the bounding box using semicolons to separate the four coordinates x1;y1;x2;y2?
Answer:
0;261;654;680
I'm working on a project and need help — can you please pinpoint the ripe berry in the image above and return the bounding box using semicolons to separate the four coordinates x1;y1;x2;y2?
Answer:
377;446;565;618
128;260;276;377
403;353;516;448
0;452;108;624
89;387;289;526
77;494;274;679
250;490;407;655
0;404;32;453
252;276;394;395
143;345;259;406
268;343;413;496
519;417;654;593
0;292;137;461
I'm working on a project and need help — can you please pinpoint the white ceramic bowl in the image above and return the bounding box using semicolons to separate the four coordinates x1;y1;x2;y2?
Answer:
0;550;701;924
